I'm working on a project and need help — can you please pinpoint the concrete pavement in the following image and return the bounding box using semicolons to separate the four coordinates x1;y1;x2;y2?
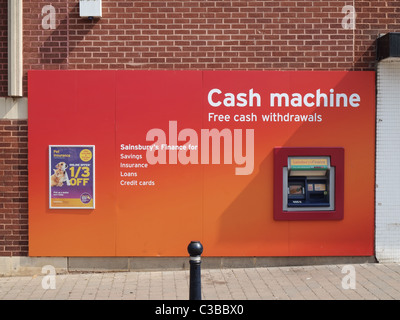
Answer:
1;263;400;300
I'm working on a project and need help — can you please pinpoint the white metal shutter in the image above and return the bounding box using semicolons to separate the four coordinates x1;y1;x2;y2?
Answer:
376;60;400;262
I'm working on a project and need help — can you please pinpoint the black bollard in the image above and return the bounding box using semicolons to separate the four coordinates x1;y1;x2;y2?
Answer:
187;241;203;300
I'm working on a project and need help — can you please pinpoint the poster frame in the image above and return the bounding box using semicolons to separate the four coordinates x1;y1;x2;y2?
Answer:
48;145;95;210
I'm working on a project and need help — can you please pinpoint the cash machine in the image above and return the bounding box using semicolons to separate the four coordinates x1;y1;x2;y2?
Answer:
283;156;334;211
273;147;344;221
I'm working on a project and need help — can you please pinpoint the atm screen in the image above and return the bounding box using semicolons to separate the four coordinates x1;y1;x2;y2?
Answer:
289;185;303;195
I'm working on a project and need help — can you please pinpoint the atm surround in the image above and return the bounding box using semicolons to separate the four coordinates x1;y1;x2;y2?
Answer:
273;147;344;221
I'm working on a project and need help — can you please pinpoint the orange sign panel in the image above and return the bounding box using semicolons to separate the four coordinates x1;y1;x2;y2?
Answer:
28;71;375;257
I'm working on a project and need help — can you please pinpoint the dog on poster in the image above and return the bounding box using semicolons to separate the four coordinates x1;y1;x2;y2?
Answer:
50;161;70;187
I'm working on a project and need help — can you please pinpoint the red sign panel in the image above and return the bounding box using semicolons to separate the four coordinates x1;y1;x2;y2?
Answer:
28;71;375;257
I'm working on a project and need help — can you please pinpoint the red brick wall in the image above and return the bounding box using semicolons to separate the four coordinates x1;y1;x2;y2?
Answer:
0;120;28;256
1;0;399;256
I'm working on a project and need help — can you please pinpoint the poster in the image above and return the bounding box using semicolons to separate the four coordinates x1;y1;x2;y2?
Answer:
49;145;95;209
